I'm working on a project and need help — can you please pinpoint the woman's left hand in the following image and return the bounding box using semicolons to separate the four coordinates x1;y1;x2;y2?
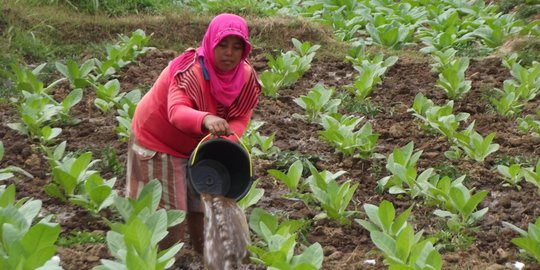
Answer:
202;115;233;136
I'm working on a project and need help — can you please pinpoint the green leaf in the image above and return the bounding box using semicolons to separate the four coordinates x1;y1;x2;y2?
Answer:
124;218;152;255
0;184;16;207
157;242;183;266
238;181;264;211
126;248;150;270
363;203;382;230
18;199;42;225
391;205;413;235
62;88;83;111
249;208;278;239
22;223;60;269
395;225;414;261
290;242;323;268
463;191;488;218
379;200;396;234
371;231;397;259
502;221;528;237
166;210;185;228
512;237;540;261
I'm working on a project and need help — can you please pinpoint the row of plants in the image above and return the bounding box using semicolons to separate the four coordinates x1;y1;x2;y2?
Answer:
238;1;540;268
2;0;540;269
0;29;178;269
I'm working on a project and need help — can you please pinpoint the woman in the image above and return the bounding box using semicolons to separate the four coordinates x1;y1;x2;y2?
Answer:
126;13;261;253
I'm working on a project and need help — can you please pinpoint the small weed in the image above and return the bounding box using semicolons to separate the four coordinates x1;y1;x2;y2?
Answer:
99;145;124;176
4;25;52;62
517;4;540;19
432;228;477;252
20;0;184;16
433;163;462;179
338;93;381;117
273;150;321;176
517;40;540;66
456;43;492;58
181;0;272;17
56;230;106;247
368;159;385;178
498;0;525;14
493;154;536;167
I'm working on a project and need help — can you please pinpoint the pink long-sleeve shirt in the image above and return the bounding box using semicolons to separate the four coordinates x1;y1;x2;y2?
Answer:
132;57;260;158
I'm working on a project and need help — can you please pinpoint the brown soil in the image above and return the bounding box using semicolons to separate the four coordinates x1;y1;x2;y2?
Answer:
1;46;540;270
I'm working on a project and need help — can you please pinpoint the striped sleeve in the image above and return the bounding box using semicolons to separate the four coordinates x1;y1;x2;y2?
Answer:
168;69;209;135
227;66;261;118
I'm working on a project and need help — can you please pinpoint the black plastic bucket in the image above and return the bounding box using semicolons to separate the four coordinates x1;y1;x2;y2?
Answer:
187;136;252;201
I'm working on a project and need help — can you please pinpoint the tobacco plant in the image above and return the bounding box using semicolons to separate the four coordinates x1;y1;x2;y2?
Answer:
410;93;469;139
381;227;442;270
508;61;540;101
356;200;442;269
430;48;457;73
0;185;63;270
365;20;412;49
522;160;540;193
433;181;488;232
306;164;357;225
267;159;305;197
44;150;116;215
93;79;126;113
260;38;319;98
345;62;385;101
248;131;281;158
259;71;283;98
44;151;99;200
517;114;540;137
446;122;499;162
241;120;280;158
7;92;62;144
69;174;117;216
249;208;308;244
293;84;341;123
247;208;321;269
291;38;320;62
8;63;63;96
419;26;475;54
92;29;153;82
102;29;153;74
248;234;323;270
345;42;398;70
95;180;184;270
435;57;471;100
319;113;379;158
356;200;414;238
502;216;540;263
490;86;523;118
115;89;142;142
377;142;433;198
238;179;265;212
496;163;525;189
344;49;397;102
55;58;96;89
472;13;523;48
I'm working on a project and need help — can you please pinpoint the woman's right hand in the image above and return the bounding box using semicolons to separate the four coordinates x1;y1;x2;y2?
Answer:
202;115;232;136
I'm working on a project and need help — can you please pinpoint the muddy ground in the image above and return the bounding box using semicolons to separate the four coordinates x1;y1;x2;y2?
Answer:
1;44;540;269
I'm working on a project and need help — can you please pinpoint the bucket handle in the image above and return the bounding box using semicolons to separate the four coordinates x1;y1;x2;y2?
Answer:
190;132;253;177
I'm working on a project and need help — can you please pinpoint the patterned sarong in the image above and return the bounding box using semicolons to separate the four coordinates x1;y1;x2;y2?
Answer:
126;135;202;212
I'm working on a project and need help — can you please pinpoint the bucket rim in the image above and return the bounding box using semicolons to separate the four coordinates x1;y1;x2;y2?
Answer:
189;134;252;177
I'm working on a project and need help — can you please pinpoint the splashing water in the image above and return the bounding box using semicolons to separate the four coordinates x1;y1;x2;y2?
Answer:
201;193;251;270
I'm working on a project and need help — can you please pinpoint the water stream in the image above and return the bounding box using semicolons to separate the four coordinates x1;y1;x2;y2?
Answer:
201;193;251;270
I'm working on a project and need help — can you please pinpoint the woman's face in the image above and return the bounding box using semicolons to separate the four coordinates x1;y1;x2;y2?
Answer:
214;35;244;72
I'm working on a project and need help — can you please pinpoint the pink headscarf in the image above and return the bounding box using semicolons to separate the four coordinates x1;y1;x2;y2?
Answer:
196;13;252;107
